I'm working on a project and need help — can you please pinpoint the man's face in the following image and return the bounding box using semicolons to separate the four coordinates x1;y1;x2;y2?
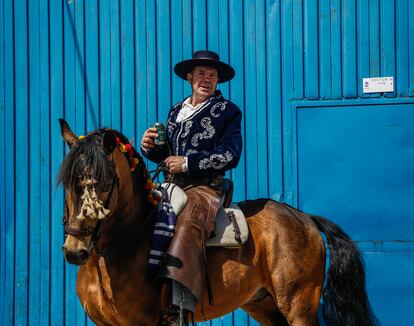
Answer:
187;66;219;102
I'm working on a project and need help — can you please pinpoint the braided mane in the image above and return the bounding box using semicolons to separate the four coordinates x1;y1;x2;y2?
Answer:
58;128;146;194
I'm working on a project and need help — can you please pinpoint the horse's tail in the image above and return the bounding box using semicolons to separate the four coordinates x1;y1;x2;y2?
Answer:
310;215;379;326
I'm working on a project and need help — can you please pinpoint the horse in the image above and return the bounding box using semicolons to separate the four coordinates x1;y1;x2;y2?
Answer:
58;119;378;326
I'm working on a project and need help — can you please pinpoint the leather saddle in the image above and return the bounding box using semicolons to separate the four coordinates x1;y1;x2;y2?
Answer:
161;179;249;248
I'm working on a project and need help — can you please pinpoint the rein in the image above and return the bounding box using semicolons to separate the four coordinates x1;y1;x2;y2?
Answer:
132;161;169;236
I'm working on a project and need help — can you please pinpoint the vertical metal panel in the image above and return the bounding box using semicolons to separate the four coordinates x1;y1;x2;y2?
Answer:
85;0;100;129
135;0;148;143
14;0;29;323
156;0;172;122
61;3;76;325
182;0;193;72
63;0;76;133
99;0;112;126
145;0;157;172
357;0;370;97
121;0;136;136
28;0;42;324
1;1;414;325
74;0;86;133
38;1;51;324
3;0;15;311
0;0;5;319
229;0;246;201
110;0;121;130
330;0;342;98
255;0;268;198
244;0;258;199
218;0;229;99
63;1;87;324
50;0;65;325
370;0;381;79
304;0;318;98
266;0;283;200
171;0;184;104
342;0;357;97
207;0;219;52
396;0;409;96
193;0;207;50
281;0;295;203
380;0;396;98
319;0;331;99
292;0;304;99
181;0;193;98
146;0;157;124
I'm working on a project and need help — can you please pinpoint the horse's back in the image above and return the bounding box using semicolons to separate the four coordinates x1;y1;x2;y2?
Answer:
241;198;325;277
240;198;325;257
199;199;325;322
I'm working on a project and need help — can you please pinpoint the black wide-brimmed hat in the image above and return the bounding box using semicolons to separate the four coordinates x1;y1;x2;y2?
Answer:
174;50;235;83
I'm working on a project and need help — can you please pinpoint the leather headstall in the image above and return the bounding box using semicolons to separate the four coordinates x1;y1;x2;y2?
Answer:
63;156;119;256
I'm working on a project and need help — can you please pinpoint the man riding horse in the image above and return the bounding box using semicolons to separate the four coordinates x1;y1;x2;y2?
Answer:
141;50;242;325
58;53;377;323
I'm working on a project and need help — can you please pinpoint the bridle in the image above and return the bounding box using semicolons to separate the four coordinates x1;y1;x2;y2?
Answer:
63;156;119;255
62;155;167;257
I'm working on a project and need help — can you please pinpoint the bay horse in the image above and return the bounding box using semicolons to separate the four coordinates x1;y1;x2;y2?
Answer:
58;119;378;326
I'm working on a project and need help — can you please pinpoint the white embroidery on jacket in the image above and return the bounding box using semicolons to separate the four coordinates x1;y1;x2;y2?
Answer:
210;101;227;118
191;117;215;147
198;151;233;170
186;149;198;155
181;140;186;153
167;123;176;136
181;121;193;138
167;115;177;136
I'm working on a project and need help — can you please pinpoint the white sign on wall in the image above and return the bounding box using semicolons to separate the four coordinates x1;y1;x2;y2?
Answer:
363;77;394;93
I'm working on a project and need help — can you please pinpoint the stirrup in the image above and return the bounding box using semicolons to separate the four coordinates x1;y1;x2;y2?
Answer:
158;306;188;326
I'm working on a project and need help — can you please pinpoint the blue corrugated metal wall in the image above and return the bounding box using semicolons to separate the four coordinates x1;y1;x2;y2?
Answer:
1;0;413;325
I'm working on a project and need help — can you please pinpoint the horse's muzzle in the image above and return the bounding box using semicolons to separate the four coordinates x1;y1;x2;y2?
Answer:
62;246;90;265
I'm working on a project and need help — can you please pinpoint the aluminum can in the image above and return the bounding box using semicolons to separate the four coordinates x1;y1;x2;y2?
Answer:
153;122;166;145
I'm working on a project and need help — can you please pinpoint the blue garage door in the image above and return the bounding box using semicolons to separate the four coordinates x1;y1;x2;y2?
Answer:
294;101;414;324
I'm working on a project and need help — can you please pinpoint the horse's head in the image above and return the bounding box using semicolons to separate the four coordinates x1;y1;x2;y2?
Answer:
58;119;147;265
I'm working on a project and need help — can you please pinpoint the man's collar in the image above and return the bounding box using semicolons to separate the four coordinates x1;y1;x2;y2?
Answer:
183;97;207;109
185;90;223;107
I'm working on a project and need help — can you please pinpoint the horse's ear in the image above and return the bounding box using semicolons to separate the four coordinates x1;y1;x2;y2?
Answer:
59;119;77;148
103;129;117;154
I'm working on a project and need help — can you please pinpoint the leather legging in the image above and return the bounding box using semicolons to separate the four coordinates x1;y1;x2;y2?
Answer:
158;185;221;302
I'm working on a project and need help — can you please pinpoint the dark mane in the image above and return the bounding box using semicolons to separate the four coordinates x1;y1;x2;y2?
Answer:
58;128;145;193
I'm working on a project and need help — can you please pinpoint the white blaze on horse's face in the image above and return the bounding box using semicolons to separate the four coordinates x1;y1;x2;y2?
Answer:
76;173;110;221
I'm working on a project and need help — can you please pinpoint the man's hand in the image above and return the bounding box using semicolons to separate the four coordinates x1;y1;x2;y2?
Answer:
141;127;158;150
165;156;185;174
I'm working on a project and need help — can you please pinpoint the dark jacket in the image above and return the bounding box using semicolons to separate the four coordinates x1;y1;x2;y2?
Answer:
142;91;242;176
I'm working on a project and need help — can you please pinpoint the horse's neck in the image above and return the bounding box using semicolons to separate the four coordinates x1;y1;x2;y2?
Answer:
97;169;154;260
76;163;159;321
91;230;151;276
81;237;153;314
106;196;152;255
88;195;154;288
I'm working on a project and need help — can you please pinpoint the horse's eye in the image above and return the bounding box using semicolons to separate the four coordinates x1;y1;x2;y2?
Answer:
102;183;112;192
